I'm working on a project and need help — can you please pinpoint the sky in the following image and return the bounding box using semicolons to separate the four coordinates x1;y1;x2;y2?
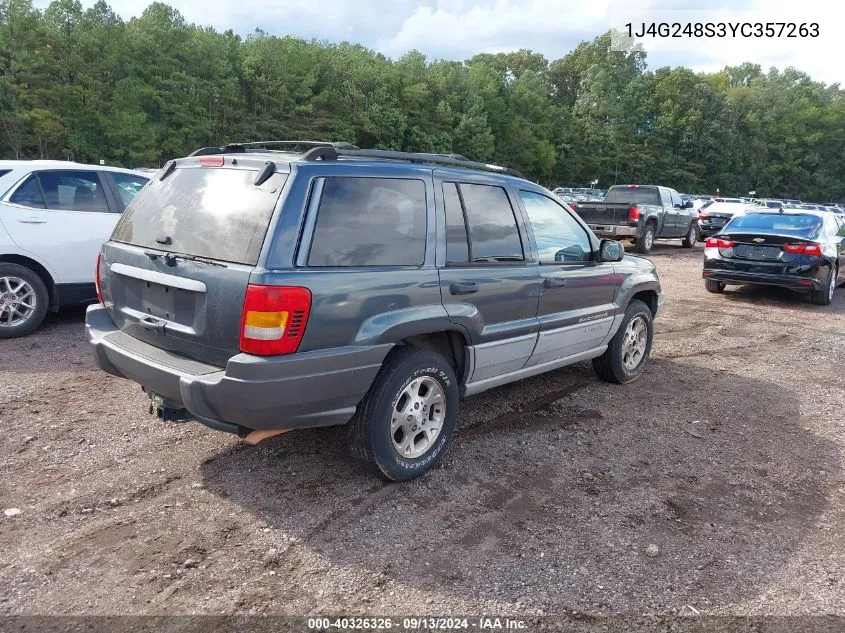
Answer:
35;0;845;85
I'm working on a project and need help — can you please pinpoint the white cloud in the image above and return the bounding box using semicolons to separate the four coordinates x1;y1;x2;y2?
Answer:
34;0;844;84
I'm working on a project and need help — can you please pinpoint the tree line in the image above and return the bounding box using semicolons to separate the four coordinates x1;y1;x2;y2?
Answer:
2;0;844;201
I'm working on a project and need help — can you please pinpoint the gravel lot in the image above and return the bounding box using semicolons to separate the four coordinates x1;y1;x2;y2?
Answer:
1;243;844;619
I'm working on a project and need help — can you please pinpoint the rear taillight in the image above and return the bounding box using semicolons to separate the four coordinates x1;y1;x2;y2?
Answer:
783;243;822;256
628;205;640;223
239;285;311;355
569;203;577;210
705;237;735;248
698;214;709;221
94;253;104;304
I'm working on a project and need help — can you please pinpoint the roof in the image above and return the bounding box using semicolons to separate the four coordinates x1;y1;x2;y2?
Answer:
0;160;148;176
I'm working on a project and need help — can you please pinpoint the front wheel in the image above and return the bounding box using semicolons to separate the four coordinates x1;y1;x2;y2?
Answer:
350;346;459;482
592;300;653;384
682;223;698;248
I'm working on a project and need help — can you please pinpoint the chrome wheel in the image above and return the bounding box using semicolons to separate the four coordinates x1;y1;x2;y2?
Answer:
0;276;37;328
829;267;837;301
644;230;654;251
391;376;446;459
621;316;648;371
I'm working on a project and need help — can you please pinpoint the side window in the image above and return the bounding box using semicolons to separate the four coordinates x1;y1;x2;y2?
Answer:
110;172;150;208
519;191;593;263
670;190;683;208
442;182;469;264
458;183;524;262
9;175;46;208
37;170;110;212
307;177;426;267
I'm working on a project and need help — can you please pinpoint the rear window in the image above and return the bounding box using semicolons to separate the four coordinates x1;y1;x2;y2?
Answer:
725;213;823;237
112;167;286;265
307;177;426;267
604;186;660;205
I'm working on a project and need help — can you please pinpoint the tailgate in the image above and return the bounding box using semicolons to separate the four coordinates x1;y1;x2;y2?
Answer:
572;203;625;225
100;242;253;367
98;161;288;367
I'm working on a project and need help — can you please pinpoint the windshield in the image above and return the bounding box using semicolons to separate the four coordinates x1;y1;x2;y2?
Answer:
112;167;286;265
724;213;822;238
604;187;660;205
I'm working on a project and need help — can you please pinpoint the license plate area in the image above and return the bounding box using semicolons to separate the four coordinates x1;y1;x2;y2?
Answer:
141;281;176;320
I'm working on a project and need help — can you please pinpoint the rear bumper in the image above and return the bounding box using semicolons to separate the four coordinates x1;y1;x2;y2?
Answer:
86;304;391;433
587;224;638;239
698;224;725;237
703;269;823;291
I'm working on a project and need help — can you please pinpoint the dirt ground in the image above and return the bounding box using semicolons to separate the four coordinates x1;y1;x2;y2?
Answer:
1;243;844;620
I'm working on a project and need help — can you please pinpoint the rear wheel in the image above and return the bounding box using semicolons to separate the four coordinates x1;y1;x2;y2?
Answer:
811;265;837;306
350;346;459;482
681;223;698;248
634;223;655;254
593;299;653;384
705;279;726;293
0;263;49;339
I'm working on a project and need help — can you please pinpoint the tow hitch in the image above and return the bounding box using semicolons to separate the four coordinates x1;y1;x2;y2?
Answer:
143;389;191;423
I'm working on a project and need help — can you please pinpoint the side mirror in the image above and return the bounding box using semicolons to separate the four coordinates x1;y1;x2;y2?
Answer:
598;239;624;262
684;200;695;209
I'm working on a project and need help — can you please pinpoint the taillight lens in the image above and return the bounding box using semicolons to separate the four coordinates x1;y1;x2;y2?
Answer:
628;205;640;223
698;214;709;221
705;237;735;248
199;156;224;167
239;285;311;355
94;253;104;304
783;243;822;256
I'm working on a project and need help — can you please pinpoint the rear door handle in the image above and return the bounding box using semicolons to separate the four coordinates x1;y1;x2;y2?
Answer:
449;281;478;295
544;277;567;288
18;218;46;224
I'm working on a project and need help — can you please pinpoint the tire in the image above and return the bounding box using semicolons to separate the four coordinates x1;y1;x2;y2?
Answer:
810;264;837;306
634;223;656;254
0;263;50;339
705;279;726;293
681;223;697;248
592;299;653;384
350;346;459;482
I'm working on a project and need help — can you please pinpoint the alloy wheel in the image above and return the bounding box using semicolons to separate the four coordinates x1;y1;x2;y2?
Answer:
621;316;648;371
390;376;446;459
0;276;37;328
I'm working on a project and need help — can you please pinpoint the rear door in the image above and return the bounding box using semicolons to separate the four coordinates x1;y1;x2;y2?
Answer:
434;172;540;381
517;190;617;366
100;160;288;367
659;187;679;236
103;171;150;212
0;169;119;284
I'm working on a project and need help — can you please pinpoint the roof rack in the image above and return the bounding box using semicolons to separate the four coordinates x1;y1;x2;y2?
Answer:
188;141;359;157
187;141;526;179
302;146;526;179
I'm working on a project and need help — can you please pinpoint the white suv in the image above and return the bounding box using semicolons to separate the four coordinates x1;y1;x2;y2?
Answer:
0;161;150;338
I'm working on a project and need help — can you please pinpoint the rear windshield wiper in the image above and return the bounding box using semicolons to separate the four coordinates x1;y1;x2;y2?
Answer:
144;250;226;267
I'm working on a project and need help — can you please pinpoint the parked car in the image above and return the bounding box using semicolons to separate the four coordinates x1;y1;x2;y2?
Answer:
697;201;755;239
0;161;150;337
86;142;663;481
703;209;845;305
570;184;697;254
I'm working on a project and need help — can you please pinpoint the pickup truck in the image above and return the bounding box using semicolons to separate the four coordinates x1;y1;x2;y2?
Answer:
569;184;698;254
